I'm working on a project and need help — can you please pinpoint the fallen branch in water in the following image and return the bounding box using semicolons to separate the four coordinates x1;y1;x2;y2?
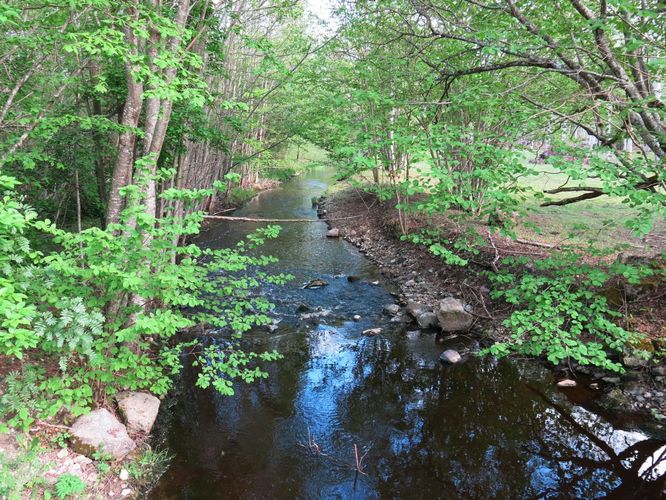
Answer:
298;428;371;476
203;214;367;223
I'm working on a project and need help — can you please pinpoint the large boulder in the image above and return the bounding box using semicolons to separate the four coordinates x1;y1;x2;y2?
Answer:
116;391;161;435
436;297;473;332
405;301;439;329
70;409;135;460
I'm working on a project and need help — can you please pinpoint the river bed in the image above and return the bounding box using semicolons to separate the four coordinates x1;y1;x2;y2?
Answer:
151;168;665;499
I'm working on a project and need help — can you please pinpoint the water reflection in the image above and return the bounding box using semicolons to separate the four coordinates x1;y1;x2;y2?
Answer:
152;169;665;499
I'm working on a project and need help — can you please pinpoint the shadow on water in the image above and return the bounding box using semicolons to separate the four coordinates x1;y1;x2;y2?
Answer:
151;168;665;499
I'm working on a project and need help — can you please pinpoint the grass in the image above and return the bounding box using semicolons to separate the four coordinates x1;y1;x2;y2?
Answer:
324;151;665;253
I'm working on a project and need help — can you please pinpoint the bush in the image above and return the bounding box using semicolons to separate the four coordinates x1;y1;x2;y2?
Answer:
484;250;655;371
0;174;289;428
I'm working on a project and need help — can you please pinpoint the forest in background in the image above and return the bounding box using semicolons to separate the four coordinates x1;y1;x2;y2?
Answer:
0;0;665;496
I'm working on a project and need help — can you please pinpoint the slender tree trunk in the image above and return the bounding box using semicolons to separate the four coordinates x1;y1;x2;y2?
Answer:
107;0;144;225
87;60;108;228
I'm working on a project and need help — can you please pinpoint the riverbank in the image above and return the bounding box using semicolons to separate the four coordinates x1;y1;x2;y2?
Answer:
319;187;666;425
0;420;168;498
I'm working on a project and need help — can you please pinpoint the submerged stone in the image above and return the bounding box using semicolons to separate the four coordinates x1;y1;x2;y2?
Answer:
439;349;462;364
363;328;382;336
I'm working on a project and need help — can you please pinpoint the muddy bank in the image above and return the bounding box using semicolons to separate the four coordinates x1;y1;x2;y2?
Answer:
319;188;666;425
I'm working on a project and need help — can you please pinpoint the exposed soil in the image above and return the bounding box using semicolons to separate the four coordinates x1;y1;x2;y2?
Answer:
319;187;666;421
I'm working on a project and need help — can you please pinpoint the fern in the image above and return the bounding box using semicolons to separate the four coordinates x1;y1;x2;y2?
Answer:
33;297;104;372
0;365;45;430
54;473;86;499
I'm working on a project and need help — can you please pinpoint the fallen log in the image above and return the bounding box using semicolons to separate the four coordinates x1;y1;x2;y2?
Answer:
203;214;365;223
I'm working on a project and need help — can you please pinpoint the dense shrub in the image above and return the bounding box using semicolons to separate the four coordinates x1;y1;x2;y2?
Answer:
0;174;288;429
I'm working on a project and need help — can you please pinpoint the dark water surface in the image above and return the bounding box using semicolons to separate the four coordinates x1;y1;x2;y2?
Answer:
152;169;665;499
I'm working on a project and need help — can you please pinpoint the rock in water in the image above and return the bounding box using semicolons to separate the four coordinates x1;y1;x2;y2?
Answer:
556;379;577;388
303;279;329;289
116;391;161;434
383;304;401;316
405;301;439;329
437;297;473;332
70;409;135;460
363;328;382;336
326;228;340;238
439;349;462;364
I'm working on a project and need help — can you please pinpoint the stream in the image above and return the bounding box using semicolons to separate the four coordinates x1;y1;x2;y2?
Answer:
151;168;665;499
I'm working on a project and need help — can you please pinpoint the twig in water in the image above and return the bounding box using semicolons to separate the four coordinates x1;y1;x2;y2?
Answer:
353;443;370;476
298;428;372;476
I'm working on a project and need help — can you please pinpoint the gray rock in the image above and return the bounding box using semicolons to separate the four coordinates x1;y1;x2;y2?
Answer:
599;388;630;410
417;312;439;329
622;347;652;368
602;376;621;384
406;301;439;329
70;409;135;460
436;297;474;332
362;328;382;336
557;379;577;388
390;314;408;323
326;228;340;238
652;365;666;376
45;456;98;486
623;381;645;397
352;314;361;321
116;391;161;434
406;301;425;316
575;365;592;375
439;349;462;364
383;304;401;316
303;279;329;289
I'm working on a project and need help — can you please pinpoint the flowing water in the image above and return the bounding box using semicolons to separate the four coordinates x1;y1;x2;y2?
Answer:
152;168;666;499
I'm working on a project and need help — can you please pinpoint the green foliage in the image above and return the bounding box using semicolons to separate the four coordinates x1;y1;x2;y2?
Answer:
483;251;654;371
50;431;71;450
227;187;258;206
54;474;86;499
0;365;46;431
0;176;39;359
33;297;104;373
0;439;50;500
91;447;113;475
126;448;171;489
0;175;287;427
